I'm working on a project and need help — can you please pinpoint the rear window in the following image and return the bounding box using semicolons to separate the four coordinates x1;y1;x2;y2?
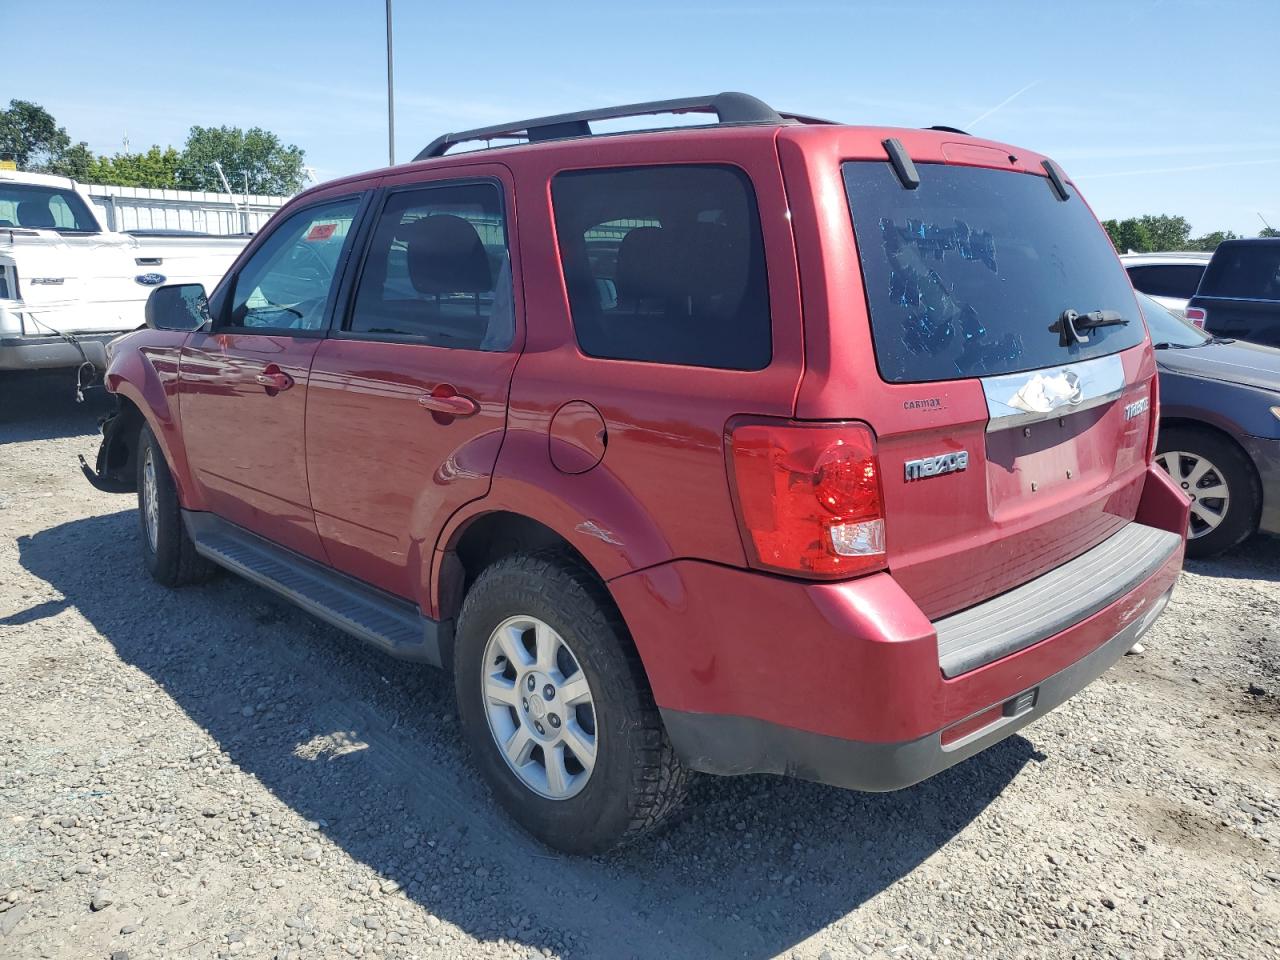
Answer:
552;164;771;370
1126;264;1206;300
843;162;1143;383
1198;243;1280;300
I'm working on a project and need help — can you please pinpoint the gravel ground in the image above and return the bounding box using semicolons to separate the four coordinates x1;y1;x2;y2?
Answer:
1;372;1278;960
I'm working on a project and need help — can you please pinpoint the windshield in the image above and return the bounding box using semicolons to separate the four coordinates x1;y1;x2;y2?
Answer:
843;162;1144;383
0;183;100;233
1137;292;1211;347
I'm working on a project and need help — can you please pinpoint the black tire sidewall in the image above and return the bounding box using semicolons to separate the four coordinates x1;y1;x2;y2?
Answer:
454;555;648;854
136;425;184;582
1157;426;1260;558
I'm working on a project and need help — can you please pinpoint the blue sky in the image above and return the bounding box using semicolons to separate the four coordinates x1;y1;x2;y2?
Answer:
11;0;1278;235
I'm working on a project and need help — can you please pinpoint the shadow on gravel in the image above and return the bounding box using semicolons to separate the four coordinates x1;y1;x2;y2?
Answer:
18;510;1032;960
1185;533;1280;583
0;371;112;445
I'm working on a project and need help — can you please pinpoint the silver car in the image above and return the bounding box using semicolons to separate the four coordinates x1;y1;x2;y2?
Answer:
1122;251;1212;319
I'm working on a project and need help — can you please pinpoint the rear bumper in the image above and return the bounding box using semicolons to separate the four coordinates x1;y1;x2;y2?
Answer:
662;585;1172;791
1240;434;1280;536
611;463;1188;790
0;332;121;370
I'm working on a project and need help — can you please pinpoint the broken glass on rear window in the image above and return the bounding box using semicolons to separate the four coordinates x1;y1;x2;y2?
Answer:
843;162;1143;383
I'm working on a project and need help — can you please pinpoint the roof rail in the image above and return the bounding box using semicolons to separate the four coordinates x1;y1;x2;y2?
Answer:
925;125;972;136
415;92;815;161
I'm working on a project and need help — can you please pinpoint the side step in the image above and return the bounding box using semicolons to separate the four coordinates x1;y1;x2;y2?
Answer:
183;511;451;667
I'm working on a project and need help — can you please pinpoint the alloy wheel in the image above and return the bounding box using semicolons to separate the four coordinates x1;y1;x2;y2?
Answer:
481;615;598;800
141;446;160;553
1155;449;1230;540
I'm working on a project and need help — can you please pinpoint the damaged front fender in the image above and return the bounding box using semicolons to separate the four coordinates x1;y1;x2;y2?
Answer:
79;399;141;493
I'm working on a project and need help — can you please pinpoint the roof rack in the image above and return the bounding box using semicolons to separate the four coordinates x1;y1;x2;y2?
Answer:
414;92;831;161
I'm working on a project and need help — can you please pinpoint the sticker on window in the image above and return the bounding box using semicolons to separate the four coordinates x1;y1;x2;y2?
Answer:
306;222;338;241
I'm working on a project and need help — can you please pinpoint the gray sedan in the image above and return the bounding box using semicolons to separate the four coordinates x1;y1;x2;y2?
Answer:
1140;292;1280;556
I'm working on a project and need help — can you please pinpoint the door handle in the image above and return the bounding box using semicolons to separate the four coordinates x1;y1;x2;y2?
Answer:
255;364;294;393
418;385;479;419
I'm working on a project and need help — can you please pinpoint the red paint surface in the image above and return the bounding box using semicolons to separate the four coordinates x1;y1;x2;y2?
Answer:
611;464;1185;743
100;121;1188;745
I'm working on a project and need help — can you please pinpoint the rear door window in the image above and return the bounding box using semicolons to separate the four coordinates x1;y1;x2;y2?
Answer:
1197;244;1280;300
1126;264;1206;300
843;162;1144;383
552;164;771;370
347;181;513;350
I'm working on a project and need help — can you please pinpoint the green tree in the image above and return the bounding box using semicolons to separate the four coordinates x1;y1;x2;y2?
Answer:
1260;226;1280;238
48;141;96;180
1103;217;1153;253
0;99;71;170
1135;214;1192;251
87;146;182;188
176;125;306;195
1187;229;1240;252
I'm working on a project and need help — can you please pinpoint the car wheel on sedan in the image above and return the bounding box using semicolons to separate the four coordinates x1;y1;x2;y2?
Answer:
453;551;689;854
137;424;217;587
1156;426;1261;558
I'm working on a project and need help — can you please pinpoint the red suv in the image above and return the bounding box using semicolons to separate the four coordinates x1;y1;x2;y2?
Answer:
84;93;1189;854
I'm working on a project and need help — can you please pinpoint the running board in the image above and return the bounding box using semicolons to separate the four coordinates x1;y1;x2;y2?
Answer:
183;511;450;667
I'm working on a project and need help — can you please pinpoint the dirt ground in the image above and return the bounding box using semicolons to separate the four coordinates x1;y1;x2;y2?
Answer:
1;372;1278;960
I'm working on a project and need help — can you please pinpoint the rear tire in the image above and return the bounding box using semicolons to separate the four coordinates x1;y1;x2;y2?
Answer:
136;424;216;587
1155;425;1260;558
454;551;688;854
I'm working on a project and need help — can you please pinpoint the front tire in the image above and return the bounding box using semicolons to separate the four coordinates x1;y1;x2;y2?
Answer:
1156;425;1260;558
136;424;216;587
454;551;688;854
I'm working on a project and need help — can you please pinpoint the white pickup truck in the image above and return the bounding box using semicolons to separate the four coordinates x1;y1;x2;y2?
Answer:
0;169;250;373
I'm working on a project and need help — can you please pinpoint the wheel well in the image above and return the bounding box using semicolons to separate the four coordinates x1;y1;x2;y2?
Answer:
101;396;145;486
1158;416;1263;498
440;511;600;622
1159;417;1258;470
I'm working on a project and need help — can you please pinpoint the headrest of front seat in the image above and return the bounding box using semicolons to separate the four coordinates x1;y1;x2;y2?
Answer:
17;200;57;229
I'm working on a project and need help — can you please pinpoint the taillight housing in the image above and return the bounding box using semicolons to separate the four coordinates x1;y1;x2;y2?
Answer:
727;419;886;579
1185;306;1207;328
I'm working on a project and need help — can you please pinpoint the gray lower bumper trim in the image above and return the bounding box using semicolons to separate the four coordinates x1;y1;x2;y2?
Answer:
662;586;1171;793
934;522;1182;678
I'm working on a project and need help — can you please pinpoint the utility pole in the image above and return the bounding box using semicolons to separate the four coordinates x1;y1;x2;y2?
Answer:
386;0;395;166
212;161;245;235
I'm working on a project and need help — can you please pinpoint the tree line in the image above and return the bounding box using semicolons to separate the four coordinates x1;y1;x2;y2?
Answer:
1102;213;1278;253
0;99;307;195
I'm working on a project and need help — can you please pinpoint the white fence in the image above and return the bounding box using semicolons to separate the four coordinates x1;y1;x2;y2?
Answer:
84;183;290;235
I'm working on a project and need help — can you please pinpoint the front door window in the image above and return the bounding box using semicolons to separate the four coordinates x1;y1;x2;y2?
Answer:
225;199;360;332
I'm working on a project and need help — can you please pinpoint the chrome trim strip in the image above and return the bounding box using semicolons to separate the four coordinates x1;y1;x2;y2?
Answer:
1190;294;1280;304
982;352;1126;432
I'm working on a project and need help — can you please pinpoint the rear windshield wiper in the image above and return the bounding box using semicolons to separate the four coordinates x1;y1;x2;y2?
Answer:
1049;308;1129;346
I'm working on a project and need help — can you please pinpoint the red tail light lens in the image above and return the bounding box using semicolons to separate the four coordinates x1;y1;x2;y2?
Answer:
1185;307;1207;328
728;419;886;578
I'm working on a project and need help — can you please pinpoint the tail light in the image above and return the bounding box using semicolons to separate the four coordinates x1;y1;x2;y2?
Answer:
728;419;886;579
1185;306;1207;328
